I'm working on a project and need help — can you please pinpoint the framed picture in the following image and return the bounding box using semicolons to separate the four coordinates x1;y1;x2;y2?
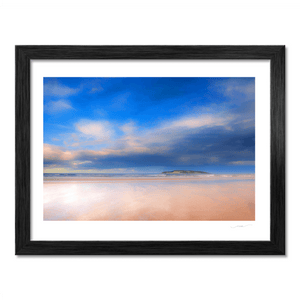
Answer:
15;46;285;255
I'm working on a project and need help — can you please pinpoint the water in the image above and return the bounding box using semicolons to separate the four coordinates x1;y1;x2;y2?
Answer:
44;173;165;178
43;172;254;180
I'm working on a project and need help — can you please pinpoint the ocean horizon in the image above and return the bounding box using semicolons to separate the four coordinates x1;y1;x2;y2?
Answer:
44;172;255;178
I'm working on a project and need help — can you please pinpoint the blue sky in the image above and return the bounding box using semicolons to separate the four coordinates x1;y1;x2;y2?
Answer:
44;77;255;174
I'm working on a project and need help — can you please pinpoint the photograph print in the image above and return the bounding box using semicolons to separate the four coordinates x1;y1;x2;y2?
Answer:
43;77;255;221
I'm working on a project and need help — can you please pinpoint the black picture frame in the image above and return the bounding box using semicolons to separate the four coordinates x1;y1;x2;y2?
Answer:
15;46;285;255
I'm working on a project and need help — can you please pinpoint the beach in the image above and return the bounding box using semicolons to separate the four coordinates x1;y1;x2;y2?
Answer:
44;174;255;221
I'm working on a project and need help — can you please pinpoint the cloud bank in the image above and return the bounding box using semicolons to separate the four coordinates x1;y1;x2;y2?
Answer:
43;77;255;173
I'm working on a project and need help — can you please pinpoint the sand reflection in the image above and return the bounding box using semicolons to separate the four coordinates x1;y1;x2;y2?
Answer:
44;177;255;221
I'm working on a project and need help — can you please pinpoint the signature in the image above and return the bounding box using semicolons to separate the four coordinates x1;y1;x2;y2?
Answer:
230;224;253;228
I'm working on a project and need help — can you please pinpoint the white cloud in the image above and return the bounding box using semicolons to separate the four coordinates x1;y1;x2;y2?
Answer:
72;161;92;166
166;114;232;129
44;100;74;114
44;81;80;96
44;104;253;166
44;144;75;161
120;121;136;134
225;82;254;97
76;120;114;140
83;113;234;158
213;79;255;103
134;112;233;148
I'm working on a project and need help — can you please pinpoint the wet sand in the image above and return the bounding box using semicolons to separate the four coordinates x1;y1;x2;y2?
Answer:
44;176;255;221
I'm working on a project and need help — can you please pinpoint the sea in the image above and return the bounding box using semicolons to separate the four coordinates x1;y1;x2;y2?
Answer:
43;172;253;180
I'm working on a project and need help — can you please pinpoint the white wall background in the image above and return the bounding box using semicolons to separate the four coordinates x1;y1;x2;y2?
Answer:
0;1;298;299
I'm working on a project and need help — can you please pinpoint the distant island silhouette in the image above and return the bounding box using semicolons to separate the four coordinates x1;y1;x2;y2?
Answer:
162;170;210;175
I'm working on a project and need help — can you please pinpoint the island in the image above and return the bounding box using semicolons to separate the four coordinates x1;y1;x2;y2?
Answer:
162;170;210;175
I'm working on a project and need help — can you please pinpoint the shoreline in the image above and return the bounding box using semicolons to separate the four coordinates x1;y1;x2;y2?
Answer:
44;174;255;183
